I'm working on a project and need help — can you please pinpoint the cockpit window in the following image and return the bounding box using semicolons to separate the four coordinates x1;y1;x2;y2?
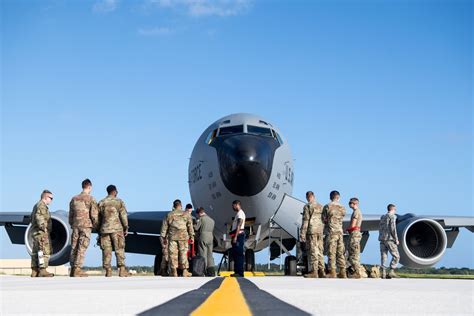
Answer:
205;129;218;144
274;131;284;144
218;125;244;136
247;125;273;137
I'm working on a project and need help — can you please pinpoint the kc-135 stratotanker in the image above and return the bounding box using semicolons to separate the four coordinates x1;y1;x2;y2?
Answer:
1;113;473;274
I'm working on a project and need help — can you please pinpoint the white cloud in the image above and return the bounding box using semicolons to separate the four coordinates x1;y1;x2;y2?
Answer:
146;0;251;17
93;0;119;13
138;27;174;36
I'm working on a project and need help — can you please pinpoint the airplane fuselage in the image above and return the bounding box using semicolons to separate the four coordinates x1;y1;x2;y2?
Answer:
188;113;294;252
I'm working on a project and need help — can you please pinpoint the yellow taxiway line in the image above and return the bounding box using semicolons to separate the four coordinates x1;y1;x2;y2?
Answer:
218;271;265;277
191;277;252;316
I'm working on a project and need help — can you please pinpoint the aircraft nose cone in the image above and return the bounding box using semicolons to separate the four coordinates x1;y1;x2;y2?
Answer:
212;134;280;196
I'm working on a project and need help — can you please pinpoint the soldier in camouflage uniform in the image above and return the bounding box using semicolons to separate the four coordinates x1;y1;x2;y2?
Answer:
379;204;400;279
98;185;130;277
69;179;99;277
323;190;347;278
346;197;363;279
160;199;194;277
30;190;55;277
300;191;325;278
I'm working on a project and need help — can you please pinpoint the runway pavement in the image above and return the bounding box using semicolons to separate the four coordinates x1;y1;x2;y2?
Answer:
1;275;473;315
251;277;474;315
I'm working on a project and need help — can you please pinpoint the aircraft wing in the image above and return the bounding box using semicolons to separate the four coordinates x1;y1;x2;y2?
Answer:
0;212;31;244
423;215;474;232
125;211;167;255
359;214;474;232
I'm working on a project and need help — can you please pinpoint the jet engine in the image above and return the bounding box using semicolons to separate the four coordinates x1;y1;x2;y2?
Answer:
24;210;71;266
397;216;447;268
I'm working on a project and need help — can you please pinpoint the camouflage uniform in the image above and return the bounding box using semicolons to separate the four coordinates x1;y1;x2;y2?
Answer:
69;192;98;269
160;208;194;271
98;195;128;269
378;213;400;271
347;208;363;273
300;201;325;275
30;201;53;268
323;202;346;274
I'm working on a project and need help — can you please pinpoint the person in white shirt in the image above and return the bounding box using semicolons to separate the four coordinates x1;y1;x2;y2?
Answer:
230;200;246;277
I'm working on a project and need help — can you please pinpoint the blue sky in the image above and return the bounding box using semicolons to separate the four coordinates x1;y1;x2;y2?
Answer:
1;0;472;268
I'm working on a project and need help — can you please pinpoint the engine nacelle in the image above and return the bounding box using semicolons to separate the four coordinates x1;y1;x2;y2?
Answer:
24;210;71;266
397;216;447;268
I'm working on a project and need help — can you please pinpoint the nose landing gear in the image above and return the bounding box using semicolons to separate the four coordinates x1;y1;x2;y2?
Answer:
245;249;255;272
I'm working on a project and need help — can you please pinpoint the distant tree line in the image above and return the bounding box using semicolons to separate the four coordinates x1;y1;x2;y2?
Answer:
396;266;474;275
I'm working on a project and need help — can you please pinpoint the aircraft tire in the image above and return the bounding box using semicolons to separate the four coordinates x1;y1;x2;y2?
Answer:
284;255;297;276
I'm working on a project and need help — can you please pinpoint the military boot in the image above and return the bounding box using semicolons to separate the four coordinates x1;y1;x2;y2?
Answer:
326;270;337;278
182;269;192;277
118;266;131;277
105;268;112;277
31;268;39;277
318;269;326;278
381;269;387;279
160;266;168;276
160;261;168;276
350;270;361;279
170;268;178;277
388;269;400;279
303;270;318;278
71;267;88;277
337;269;347;279
206;267;216;277
38;268;54;277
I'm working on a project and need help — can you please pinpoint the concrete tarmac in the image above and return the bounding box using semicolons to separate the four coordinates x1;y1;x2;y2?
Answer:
1;275;473;315
251;277;474;316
